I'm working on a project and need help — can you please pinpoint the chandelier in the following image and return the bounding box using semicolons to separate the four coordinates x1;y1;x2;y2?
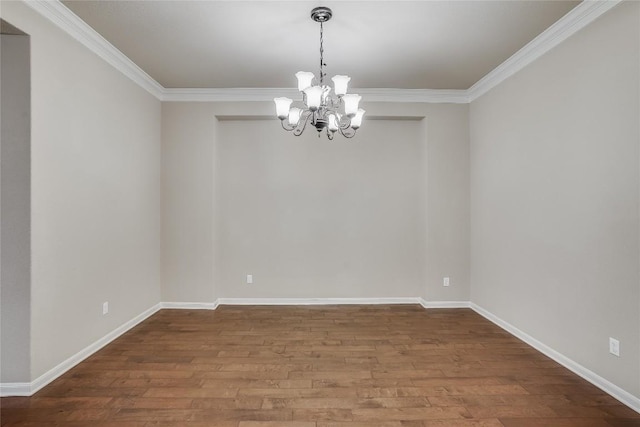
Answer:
274;7;365;140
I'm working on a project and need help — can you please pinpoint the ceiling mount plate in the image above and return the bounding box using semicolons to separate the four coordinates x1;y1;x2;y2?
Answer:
311;7;332;23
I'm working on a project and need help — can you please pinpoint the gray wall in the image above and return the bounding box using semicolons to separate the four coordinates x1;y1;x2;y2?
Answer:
2;1;163;381
470;1;640;397
161;103;216;303
161;102;470;303
425;105;470;302
1;33;31;384
215;118;426;298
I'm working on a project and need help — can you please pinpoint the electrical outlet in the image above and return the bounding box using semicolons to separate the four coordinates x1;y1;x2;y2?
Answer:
102;301;109;315
609;337;620;357
443;277;450;287
246;274;253;284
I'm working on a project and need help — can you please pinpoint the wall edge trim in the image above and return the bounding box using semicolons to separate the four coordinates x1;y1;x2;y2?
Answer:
419;299;471;309
22;0;164;99
0;303;162;397
0;383;31;397
29;303;162;395
216;297;422;306
160;88;470;103
467;0;622;101
5;298;639;413
160;301;219;310
470;302;640;414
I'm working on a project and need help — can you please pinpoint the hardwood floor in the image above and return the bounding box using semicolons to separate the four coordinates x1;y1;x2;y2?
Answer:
2;305;639;426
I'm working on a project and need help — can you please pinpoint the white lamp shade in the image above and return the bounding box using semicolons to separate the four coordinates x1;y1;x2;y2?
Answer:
328;114;339;132
288;107;302;126
342;94;361;117
274;97;293;119
332;75;350;96
351;108;365;129
304;86;323;111
295;71;315;92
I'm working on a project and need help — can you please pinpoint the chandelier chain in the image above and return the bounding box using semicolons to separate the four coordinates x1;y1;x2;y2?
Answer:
319;21;325;86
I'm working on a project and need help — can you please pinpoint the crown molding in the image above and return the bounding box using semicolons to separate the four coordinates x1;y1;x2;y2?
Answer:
359;88;469;104
23;0;164;99
467;0;622;102
161;88;298;103
160;88;469;104
25;0;620;104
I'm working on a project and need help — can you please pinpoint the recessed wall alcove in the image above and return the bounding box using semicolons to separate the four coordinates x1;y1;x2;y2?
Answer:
214;117;426;299
161;103;470;304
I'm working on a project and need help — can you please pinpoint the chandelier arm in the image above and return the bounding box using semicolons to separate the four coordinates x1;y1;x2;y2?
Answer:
338;114;352;130
293;111;313;136
338;126;357;139
280;119;296;132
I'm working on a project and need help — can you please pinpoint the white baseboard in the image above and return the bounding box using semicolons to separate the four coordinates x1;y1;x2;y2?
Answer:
470;302;640;414
0;303;161;397
7;297;637;414
0;297;456;397
419;299;471;309
160;301;219;310
0;382;31;397
216;297;421;306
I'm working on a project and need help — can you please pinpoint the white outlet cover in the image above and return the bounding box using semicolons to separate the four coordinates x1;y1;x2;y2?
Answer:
246;274;253;284
609;337;620;357
443;277;450;287
102;302;109;315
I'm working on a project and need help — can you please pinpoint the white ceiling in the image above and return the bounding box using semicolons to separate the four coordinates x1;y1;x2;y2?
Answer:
61;0;580;90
